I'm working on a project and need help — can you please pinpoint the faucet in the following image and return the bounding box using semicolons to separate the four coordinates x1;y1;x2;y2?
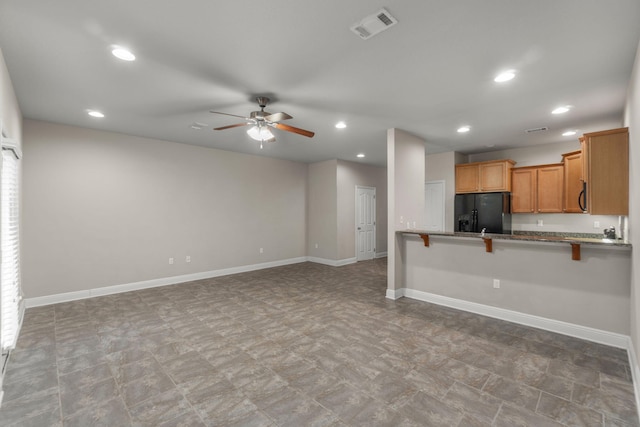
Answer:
481;227;486;237
604;226;616;239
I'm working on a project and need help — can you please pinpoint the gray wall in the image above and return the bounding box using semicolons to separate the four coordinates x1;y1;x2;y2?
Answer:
468;141;581;167
0;47;21;142
425;151;458;232
387;128;425;292
307;159;388;261
624;38;640;374
22;120;308;298
403;235;631;334
307;160;338;260
337;160;387;259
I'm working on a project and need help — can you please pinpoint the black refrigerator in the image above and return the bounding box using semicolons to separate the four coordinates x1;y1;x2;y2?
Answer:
455;192;512;234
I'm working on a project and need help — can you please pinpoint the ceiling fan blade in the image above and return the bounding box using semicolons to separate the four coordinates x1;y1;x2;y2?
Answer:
272;123;315;138
210;111;250;120
264;112;292;122
213;123;250;130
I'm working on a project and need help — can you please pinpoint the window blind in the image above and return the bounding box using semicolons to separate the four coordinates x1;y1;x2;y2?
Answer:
1;146;22;353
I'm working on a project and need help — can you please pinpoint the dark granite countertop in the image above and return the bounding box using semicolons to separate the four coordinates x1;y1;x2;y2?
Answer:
398;229;631;247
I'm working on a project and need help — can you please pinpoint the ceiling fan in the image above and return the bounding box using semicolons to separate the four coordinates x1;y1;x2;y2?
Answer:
210;97;315;148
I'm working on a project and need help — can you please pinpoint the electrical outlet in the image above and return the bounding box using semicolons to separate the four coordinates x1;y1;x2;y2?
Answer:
594;221;600;228
493;279;500;289
185;256;191;263
536;219;543;227
259;248;264;254
168;257;174;265
315;243;319;249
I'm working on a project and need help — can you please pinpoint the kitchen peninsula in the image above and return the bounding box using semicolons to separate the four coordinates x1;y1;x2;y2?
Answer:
391;229;632;348
387;128;632;351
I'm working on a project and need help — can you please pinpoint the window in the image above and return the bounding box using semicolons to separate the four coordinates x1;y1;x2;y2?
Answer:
1;139;22;356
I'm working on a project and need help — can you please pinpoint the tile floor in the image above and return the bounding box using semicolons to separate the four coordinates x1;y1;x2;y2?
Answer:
0;259;638;426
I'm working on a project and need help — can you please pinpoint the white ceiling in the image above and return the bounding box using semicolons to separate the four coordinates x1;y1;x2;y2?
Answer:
1;1;639;167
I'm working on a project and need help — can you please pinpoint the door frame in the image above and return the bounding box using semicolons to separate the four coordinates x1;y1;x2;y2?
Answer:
355;185;376;261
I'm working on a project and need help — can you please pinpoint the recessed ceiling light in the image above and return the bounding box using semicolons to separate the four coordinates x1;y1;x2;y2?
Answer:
552;106;571;114
335;121;347;129
494;70;516;83
357;153;365;158
457;126;470;133
562;130;577;136
87;110;105;118
111;47;136;61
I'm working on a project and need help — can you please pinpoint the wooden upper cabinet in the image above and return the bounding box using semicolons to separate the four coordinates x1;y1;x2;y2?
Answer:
511;168;536;213
480;161;512;192
455;159;515;193
537;165;564;213
455;163;480;193
562;150;583;213
511;164;564;214
581;127;629;215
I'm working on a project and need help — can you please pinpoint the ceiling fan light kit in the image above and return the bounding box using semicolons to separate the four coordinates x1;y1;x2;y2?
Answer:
247;125;275;147
211;97;315;148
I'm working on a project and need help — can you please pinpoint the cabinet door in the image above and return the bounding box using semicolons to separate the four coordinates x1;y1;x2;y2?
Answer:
586;129;629;215
455;164;479;193
480;162;509;192
563;152;583;213
537;165;564;213
511;168;536;213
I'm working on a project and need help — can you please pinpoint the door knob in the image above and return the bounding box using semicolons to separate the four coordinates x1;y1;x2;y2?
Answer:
357;227;362;230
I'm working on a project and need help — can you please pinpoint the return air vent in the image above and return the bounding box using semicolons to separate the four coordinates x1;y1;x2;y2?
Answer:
350;8;398;40
525;126;548;133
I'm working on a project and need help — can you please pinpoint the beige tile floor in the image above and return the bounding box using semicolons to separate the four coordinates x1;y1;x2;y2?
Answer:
0;259;638;426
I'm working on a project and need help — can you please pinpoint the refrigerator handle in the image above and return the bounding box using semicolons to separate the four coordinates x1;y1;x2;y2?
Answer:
472;209;478;232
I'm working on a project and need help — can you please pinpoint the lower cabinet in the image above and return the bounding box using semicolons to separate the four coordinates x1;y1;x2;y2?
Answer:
511;164;564;213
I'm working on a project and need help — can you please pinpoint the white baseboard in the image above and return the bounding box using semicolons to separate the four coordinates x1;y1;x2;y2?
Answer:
385;287;405;300
336;257;358;267
627;338;640;420
401;288;630;349
375;252;388;259
25;257;308;308
0;363;4;407
307;257;357;267
24;255;378;308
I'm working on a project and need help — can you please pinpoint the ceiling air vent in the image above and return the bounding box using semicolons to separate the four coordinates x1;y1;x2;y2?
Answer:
525;126;548;134
350;8;398;40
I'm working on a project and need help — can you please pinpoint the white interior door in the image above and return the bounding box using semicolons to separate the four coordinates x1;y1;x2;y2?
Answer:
425;180;445;231
356;186;376;261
